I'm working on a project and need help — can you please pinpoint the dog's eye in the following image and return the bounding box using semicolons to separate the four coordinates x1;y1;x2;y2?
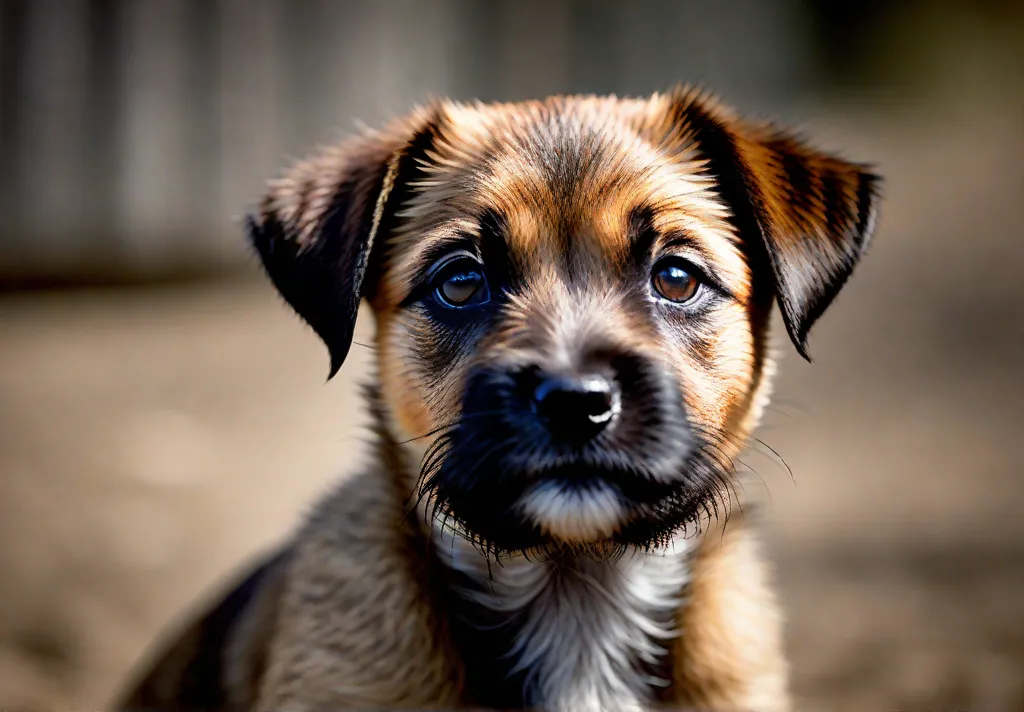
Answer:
433;259;489;308
651;258;701;303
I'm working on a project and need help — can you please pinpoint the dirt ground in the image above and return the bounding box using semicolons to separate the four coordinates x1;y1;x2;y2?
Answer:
1;106;1022;711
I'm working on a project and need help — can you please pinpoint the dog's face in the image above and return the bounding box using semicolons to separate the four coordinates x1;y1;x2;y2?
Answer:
250;89;879;556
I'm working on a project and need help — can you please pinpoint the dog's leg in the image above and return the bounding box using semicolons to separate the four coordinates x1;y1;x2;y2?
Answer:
671;517;790;712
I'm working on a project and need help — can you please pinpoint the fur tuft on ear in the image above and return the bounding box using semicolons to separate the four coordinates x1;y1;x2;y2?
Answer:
247;106;444;379
667;87;882;360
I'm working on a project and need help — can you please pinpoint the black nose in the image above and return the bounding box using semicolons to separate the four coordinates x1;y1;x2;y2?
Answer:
530;373;620;444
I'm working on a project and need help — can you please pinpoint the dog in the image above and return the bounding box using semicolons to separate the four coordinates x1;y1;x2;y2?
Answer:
115;87;880;712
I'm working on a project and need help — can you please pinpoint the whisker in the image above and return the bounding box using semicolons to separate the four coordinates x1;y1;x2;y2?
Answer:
397;422;459;446
396;410;510;445
763;405;794;419
768;396;813;417
751;437;795;485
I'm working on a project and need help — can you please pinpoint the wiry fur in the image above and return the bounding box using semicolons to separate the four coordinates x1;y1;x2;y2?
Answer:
114;87;880;712
434;522;693;712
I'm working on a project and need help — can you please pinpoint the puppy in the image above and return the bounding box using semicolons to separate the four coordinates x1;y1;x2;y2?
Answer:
115;87;880;712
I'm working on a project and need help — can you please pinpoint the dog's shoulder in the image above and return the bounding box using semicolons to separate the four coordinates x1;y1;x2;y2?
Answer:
113;545;291;710
256;468;465;709
670;513;789;711
113;467;432;711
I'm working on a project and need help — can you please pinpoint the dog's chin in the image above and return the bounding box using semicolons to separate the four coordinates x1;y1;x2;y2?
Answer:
425;465;726;559
517;479;628;543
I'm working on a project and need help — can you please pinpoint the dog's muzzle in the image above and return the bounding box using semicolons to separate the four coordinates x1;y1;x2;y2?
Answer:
418;353;721;553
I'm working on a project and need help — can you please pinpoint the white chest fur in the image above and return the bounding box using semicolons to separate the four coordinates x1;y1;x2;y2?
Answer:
435;528;693;712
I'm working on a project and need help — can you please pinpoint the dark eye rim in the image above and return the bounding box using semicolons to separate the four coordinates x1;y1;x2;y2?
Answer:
650;255;706;304
429;253;490;308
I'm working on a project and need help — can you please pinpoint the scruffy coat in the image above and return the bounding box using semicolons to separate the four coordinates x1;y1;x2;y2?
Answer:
116;88;879;712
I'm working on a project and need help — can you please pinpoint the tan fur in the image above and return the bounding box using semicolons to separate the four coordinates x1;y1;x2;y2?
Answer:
255;468;463;711
114;88;880;712
672;516;788;711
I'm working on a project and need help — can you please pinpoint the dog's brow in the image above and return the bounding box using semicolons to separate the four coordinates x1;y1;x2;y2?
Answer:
477;207;507;241
660;230;712;256
407;208;508;275
476;206;521;294
416;234;478;271
476;206;510;257
627;205;659;266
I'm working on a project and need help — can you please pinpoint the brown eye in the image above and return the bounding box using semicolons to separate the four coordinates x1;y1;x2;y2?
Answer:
433;260;489;308
652;258;701;303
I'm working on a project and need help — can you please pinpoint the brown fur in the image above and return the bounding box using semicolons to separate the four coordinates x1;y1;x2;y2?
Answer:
114;87;879;711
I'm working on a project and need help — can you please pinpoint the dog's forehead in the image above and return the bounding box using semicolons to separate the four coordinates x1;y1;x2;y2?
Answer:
448;99;720;236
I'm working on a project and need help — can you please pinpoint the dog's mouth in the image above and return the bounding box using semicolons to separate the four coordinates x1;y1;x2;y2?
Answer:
419;447;730;556
415;367;736;556
412;361;740;556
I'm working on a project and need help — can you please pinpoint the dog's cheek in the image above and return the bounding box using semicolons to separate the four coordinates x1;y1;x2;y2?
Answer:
377;312;435;443
670;302;757;438
380;308;483;444
709;305;760;436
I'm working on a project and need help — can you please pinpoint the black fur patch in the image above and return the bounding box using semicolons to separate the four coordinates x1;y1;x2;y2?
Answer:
115;549;288;710
417;357;732;557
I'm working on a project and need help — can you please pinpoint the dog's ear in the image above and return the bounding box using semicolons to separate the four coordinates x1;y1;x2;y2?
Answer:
247;106;443;379
667;88;881;360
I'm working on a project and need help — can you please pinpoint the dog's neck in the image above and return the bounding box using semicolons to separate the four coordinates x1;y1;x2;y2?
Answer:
429;518;693;711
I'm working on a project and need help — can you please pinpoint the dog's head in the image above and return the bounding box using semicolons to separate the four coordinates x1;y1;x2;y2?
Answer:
249;89;880;557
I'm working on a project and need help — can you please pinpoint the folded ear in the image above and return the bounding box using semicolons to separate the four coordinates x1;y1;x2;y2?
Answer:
247;106;443;379
668;88;882;359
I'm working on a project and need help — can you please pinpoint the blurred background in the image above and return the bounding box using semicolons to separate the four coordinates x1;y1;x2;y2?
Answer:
1;1;1022;710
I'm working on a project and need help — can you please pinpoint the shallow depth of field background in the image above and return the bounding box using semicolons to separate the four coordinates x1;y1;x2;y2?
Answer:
1;2;1023;710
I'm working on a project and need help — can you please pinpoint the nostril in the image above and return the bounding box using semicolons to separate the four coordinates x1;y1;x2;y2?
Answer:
531;373;620;443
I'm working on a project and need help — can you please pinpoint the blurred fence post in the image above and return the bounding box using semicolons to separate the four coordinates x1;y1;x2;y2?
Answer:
118;0;193;267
